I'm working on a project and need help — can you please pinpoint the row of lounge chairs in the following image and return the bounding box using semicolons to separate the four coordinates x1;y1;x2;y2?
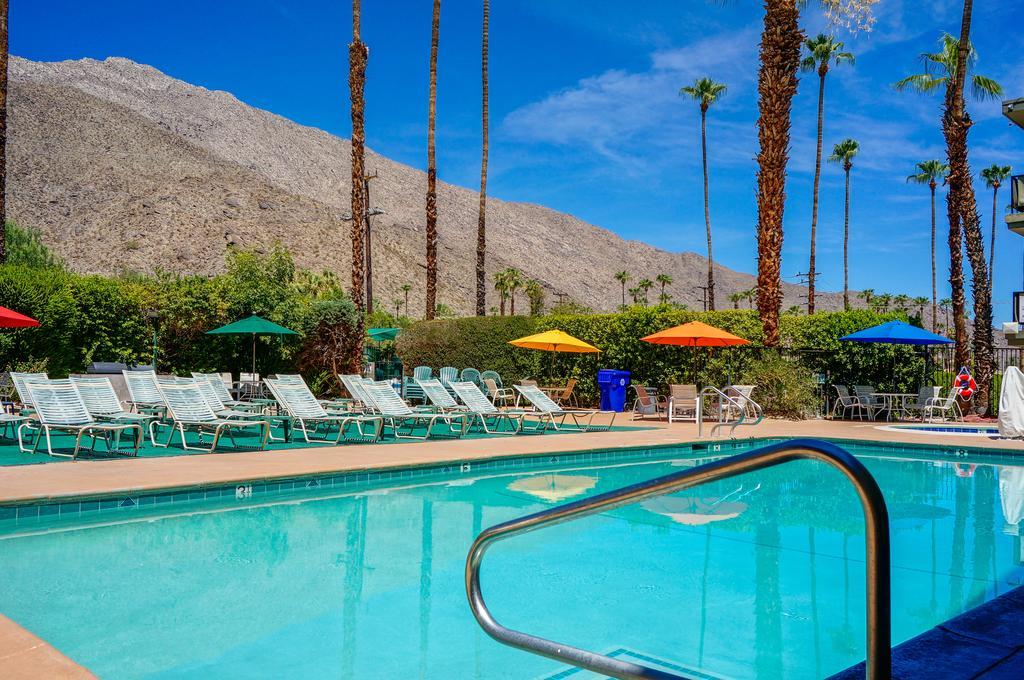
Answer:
6;369;614;459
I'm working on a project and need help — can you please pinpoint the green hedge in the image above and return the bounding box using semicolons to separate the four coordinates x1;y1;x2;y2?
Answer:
397;308;927;408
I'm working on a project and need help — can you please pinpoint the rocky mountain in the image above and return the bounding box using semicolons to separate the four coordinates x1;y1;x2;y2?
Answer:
8;56;844;314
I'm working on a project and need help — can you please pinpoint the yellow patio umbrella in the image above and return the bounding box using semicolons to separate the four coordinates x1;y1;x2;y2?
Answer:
507;474;597;503
509;329;600;375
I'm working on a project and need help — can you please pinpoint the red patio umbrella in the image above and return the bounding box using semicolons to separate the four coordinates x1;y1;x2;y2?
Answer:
0;306;39;328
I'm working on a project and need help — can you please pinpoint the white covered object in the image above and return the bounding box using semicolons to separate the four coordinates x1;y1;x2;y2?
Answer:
999;467;1024;527
998;366;1024;438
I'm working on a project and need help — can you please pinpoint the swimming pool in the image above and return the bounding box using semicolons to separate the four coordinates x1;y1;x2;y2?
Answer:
881;424;1001;437
1;439;1022;678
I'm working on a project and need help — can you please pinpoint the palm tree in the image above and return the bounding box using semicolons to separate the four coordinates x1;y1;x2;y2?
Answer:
680;78;727;310
744;287;756;309
913;296;929;323
348;0;368;368
729;291;743;310
801;34;853;314
424;0;442;320
614;271;631;308
393;298;403;318
637;278;654;306
505;268;523;315
0;0;8;264
400;283;412;316
475;0;490;316
907;160;950;330
628;287;641;305
525;279;544;316
896;30;1002;406
655;273;674;301
828;138;858;310
857;288;874;308
493;271;508;315
940;297;952;330
981;164;1011;276
893;294;911;313
754;0;803;346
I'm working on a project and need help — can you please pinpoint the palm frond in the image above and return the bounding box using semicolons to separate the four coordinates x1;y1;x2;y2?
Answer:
971;75;1003;101
893;73;946;94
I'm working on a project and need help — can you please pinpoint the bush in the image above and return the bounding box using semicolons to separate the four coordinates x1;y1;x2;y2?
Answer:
741;352;818;419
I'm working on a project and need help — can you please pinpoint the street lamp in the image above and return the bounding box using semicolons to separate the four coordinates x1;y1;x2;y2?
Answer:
145;309;160;369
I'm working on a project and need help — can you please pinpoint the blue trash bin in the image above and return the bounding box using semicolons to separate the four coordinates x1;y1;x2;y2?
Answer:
597;369;631;412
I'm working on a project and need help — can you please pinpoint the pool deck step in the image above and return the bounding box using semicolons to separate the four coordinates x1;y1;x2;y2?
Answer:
830;585;1024;679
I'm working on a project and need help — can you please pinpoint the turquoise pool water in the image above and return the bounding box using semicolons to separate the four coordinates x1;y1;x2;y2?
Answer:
1;441;1023;678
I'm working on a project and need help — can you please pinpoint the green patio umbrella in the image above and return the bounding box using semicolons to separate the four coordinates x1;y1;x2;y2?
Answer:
206;315;298;376
367;327;400;342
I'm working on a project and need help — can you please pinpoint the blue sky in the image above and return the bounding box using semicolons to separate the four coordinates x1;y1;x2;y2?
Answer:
12;0;1024;314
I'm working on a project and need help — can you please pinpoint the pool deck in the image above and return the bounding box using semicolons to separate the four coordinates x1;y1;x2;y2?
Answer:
2;416;1023;677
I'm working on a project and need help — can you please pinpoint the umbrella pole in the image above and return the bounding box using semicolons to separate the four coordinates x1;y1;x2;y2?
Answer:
252;333;257;377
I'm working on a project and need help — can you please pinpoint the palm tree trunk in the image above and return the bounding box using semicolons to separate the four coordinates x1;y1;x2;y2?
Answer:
363;174;374;313
475;0;489;316
620;282;626;307
404;288;410;315
808;68;827;314
843;162;850;310
0;0;7;264
945;0;993;414
755;0;803;347
510;289;516;316
700;106;716;310
424;0;441;320
348;0;368;370
989;184;998;276
930;182;938;331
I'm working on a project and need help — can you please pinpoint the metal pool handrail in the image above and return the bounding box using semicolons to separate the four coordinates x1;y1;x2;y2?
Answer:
465;438;892;680
697;385;764;438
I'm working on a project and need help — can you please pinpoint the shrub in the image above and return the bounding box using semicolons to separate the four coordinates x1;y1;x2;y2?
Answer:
741;351;818;419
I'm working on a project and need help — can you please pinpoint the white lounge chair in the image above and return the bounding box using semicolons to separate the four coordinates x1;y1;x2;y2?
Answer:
264;377;382;444
192;375;266;420
449;381;525;435
71;376;158;444
10;371;47;410
362;382;469;440
122;369;167;414
416;378;468;412
513;384;615;432
339;374;376;412
20;379;143;458
155;382;271;452
192;372;262;411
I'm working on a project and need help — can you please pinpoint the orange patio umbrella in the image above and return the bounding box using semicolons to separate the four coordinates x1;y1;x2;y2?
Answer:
641;321;749;347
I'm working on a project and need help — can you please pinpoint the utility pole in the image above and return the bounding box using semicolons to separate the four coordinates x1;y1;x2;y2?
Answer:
794;270;818;313
363;171;379;313
695;285;709;312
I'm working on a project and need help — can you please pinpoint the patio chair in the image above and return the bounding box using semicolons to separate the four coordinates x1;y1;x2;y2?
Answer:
10;371;47;410
483;377;515;407
265;377;382;444
831;385;874;420
924;387;964;422
720;385;756;420
553;378;579;407
854;385;884;417
154;382;271;452
438;367;459;392
71;376;158;444
20;379;143;458
631;385;667;420
122;369;167;415
339;374;378;412
481;370;503;387
192;372;262;411
668;384;698;423
361;382;469;440
449;381;525;435
417;378;469;412
903;386;940;421
513;384;615;432
192;375;267;421
460;368;482;386
237;371;262;399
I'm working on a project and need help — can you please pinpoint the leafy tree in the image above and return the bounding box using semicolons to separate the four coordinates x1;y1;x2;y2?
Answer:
801;34;853;313
525;279;545;316
4;221;64;270
679;78;727;309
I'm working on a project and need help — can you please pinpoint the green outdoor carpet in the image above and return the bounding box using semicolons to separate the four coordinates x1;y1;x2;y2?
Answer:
0;419;654;467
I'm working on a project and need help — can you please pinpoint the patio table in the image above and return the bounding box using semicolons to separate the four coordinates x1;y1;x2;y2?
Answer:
871;392;916;421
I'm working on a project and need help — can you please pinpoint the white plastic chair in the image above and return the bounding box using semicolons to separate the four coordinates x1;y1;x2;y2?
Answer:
21;379;143;458
155;382;270;452
264;377;382;444
362;382;468;440
71;376;158;444
513;384;614;432
449;381;525;435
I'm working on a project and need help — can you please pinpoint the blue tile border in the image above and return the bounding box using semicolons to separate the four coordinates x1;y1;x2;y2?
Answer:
1;434;1021;531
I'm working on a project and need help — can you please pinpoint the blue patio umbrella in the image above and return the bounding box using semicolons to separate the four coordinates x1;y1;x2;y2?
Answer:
840;320;952;393
839;320;953;345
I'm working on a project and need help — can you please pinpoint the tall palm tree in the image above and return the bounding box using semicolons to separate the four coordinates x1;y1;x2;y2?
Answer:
614;271;631;308
424;0;442;320
628;287;642;305
857;288;874;308
0;0;8;264
896;30;1002;405
655;273;673;302
525;279;544;316
828;138;859;310
801;35;853;314
913;296;930;322
475;0;489;316
493;270;508;315
729;291;743;310
980;164;1012;276
400;282;412;316
505;268;523;315
907;160;950;330
347;0;368;367
393;298;403;318
754;0;803;347
940;297;952;330
680;78;727;310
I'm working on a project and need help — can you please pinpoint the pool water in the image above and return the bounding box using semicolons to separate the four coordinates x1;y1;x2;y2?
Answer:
1;441;1023;678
